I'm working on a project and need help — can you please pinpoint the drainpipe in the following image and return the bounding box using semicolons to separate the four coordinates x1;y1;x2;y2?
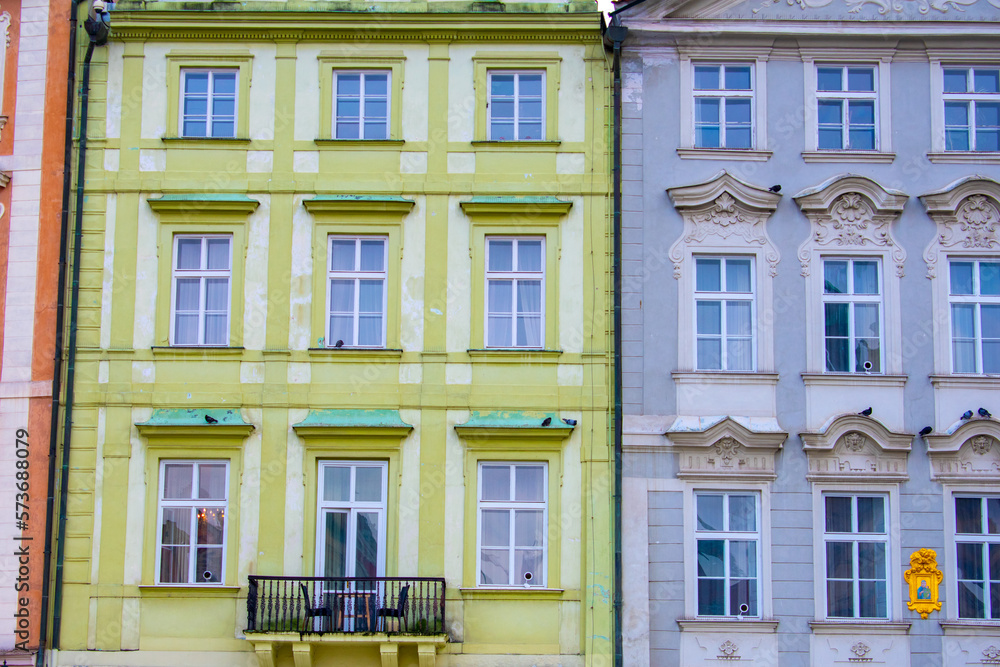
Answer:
50;0;109;654
606;18;628;667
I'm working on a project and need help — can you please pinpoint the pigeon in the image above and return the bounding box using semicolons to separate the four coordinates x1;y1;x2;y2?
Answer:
335;340;344;348
562;418;577;426
859;407;873;417
205;415;218;424
979;407;992;418
919;426;933;436
961;410;974;420
768;184;781;193
541;417;552;427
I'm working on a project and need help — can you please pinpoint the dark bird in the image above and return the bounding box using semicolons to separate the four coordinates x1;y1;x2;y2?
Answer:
859;407;873;417
335;339;344;348
541;417;552;427
979;407;992;418
961;410;974;420
768;184;781;193
205;415;218;424
919;426;933;436
562;418;577;426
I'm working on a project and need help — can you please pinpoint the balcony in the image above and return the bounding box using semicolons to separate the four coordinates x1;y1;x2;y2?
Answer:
246;576;447;667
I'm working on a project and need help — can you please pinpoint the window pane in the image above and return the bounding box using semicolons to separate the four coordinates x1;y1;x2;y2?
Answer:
818;100;843;126
355;467;382;502
858;541;885;579
481;510;510;547
197;506;225;546
849;100;875;127
957;497;984;534
826;541;853;579
853;261;879;294
826;337;849;372
174;314;198;346
359;240;384;272
177;238;202;270
174;279;200;312
696;259;722;292
185;71;209;94
491;121;515;141
488;315;512;347
698;578;725;615
515;465;545;502
488;240;513;271
698;339;722;370
206;238;230;270
491;100;514;120
946;128;970;152
490;73;514;96
696;125;721;149
323;466;350;502
488;281;512;314
817;67;842;92
730;540;757;578
983;305;1000;339
818;127;843;150
824;261;848;294
847;67;875;92
329;280;354;313
989;498;1000;534
697;540;725;577
982;262;1000;295
198;464;226;500
517;315;542;347
958;542;984;581
726;126;752;149
514;510;543;547
330;239;356;271
854;304;880;342
329;315;354;347
481;465;510;501
985;341;1000;374
519;122;543;141
975;69;1000;94
161;507;191;544
729;495;756;532
827;580;854;617
824;303;849;337
210;120;235;139
726;98;751;124
164;464;194;499
359;280;383;314
515;549;543;586
726;259;752;292
858;579;887;618
517;281;542;315
323;512;347;578
951;262;975;295
205;279;228;311
695;98;720;125
193;547;222;584
697;495;723;531
952;303;976;340
991;543;1000;578
728;338;753;370
519;74;543;96
355;512;379;579
697;301;722;335
694;66;720;90
480;549;509;585
855;337;880;373
727;301;752;337
944;68;968;93
959;580;985;618
730;578;757;616
849;128;875;151
724;66;751;90
826;497;852;533
184;97;208;118
946;101;970;127
518;240;543;272
358;314;382;347
160;546;190;583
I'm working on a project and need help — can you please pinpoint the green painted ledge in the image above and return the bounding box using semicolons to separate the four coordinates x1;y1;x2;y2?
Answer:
303;195;415;215
293;409;413;439
459;196;572;217
147;193;260;215
136;408;254;437
454;410;573;441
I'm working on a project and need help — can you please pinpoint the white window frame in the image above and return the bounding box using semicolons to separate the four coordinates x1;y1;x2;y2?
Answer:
953;493;1000;620
821;257;884;374
155;460;229;586
693;490;762;618
694;256;756;372
485;236;546;349
326;235;388;349
942;66;1000;153
170;234;232;347
690;63;755;150
948;258;1000;375
314;461;388;579
180;68;238;139
476;462;548;588
333;70;391;141
487;70;546;141
814;64;879;151
820;492;891;620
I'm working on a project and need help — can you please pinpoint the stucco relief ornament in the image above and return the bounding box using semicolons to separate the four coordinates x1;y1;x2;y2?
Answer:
843;432;868;452
850;641;871;660
970;435;995;455
713;437;742;466
983;646;1000;663
754;0;1000;14
830;194;875;246
957;195;1000;248
718;640;739;659
923;184;1000;279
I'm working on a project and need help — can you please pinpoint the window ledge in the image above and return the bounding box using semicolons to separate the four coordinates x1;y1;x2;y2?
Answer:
929;374;1000;388
928;151;1000;164
801;373;907;387
161;137;252;147
940;620;1000;635
151;346;244;359
471;140;561;151
458;587;565;600
809;620;910;635
313;139;405;149
676;147;772;162
678;619;779;633
138;585;241;598
307;348;403;363
672;371;779;385
467;349;563;363
801;150;895;164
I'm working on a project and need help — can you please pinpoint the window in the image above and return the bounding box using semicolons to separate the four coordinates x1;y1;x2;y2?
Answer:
693;64;753;149
822;258;882;373
816;66;877;151
334;71;390;140
485;237;544;348
949;259;1000;374
327;236;387;348
316;462;387;580
157;461;228;584
478;462;547;587
823;494;889;618
488;71;544;141
180;69;237;138
943;67;1000;152
171;235;232;346
695;491;760;617
695;257;755;371
955;495;1000;619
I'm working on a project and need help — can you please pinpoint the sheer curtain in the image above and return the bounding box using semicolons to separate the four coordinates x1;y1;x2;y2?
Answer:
517;280;542;347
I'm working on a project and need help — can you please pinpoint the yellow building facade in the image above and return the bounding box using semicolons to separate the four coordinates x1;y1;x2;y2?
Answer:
53;3;612;666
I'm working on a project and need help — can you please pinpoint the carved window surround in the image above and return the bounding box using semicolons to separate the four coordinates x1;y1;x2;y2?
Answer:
665;416;786;481
925;420;1000;483
794;175;908;375
668;171;782;373
800;414;912;482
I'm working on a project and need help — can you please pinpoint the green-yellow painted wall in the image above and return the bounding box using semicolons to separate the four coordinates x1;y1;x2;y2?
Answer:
55;4;612;666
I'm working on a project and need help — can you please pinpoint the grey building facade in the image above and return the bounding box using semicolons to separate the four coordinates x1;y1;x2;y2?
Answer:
613;0;1000;664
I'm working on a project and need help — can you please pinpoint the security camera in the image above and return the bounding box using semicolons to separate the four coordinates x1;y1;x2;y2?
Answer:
92;0;106;11
863;360;873;372
202;570;213;580
523;572;533;588
738;603;749;619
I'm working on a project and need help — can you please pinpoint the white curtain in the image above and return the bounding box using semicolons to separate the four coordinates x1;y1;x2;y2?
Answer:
517;280;542;347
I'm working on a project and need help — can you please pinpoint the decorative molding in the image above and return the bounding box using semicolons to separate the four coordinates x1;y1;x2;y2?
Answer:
666;416;787;480
667;170;782;279
752;0;1000;14
801;150;895;164
925;419;1000;482
676;619;780;633
676;148;773;162
800;413;912;481
718;640;739;659
927;152;1000;164
850;641;871;660
794;175;908;277
920;176;1000;279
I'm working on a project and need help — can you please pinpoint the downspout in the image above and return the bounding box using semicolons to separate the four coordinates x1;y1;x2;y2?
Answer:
37;1;82;664
51;1;108;651
606;19;628;667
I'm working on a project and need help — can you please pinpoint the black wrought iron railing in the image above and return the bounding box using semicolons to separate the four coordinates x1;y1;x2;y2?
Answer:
246;576;446;636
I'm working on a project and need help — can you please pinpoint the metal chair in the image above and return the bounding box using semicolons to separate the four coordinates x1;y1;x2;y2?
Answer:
376;584;409;633
300;583;333;633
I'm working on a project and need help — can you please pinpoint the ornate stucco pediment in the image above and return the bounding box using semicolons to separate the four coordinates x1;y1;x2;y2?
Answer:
920;177;1000;279
794;175;908;277
667;171;782;279
800;414;912;481
665;416;787;480
925;419;1000;482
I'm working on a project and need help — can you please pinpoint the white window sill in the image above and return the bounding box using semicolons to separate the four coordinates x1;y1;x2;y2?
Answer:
940;620;1000;635
459;587;565;600
677;147;772;161
801;150;895;164
801;372;908;387
678;618;779;633
930;374;1000;388
672;371;779;385
927;151;1000;164
138;585;241;598
314;139;405;148
809;620;911;635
